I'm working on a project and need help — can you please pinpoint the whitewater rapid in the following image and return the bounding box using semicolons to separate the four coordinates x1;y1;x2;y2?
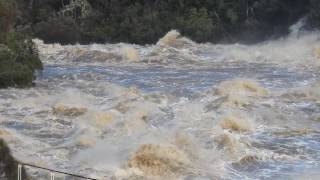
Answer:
1;28;320;179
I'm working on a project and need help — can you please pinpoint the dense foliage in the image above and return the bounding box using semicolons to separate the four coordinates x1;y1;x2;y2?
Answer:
309;0;320;28
0;0;42;88
14;0;318;45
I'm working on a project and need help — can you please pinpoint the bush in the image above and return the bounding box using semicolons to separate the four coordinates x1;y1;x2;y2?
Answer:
5;32;42;70
0;32;42;88
0;44;14;61
79;11;109;43
0;59;34;88
0;0;16;42
177;8;216;42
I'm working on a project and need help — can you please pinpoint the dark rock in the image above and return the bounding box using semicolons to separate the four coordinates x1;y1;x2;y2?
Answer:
0;138;29;180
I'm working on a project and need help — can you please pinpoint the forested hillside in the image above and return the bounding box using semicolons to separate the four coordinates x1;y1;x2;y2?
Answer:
2;0;320;45
2;0;317;45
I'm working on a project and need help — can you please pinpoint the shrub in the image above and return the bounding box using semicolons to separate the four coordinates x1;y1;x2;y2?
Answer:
0;59;34;88
5;32;42;70
177;8;216;42
0;32;42;88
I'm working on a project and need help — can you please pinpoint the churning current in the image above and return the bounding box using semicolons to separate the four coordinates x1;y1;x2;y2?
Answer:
1;24;320;180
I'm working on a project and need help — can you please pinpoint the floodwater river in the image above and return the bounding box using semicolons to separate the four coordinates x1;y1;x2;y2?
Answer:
1;28;320;179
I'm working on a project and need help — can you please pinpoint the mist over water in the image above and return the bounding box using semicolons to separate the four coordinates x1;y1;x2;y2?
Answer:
1;20;320;179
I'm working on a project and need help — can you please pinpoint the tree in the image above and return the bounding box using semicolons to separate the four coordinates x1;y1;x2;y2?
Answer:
0;32;42;88
7;0;314;44
178;7;215;42
309;0;320;28
0;0;16;42
33;17;81;44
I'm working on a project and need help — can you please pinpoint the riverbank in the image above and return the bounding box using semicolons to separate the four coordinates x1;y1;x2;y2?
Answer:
9;0;320;45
